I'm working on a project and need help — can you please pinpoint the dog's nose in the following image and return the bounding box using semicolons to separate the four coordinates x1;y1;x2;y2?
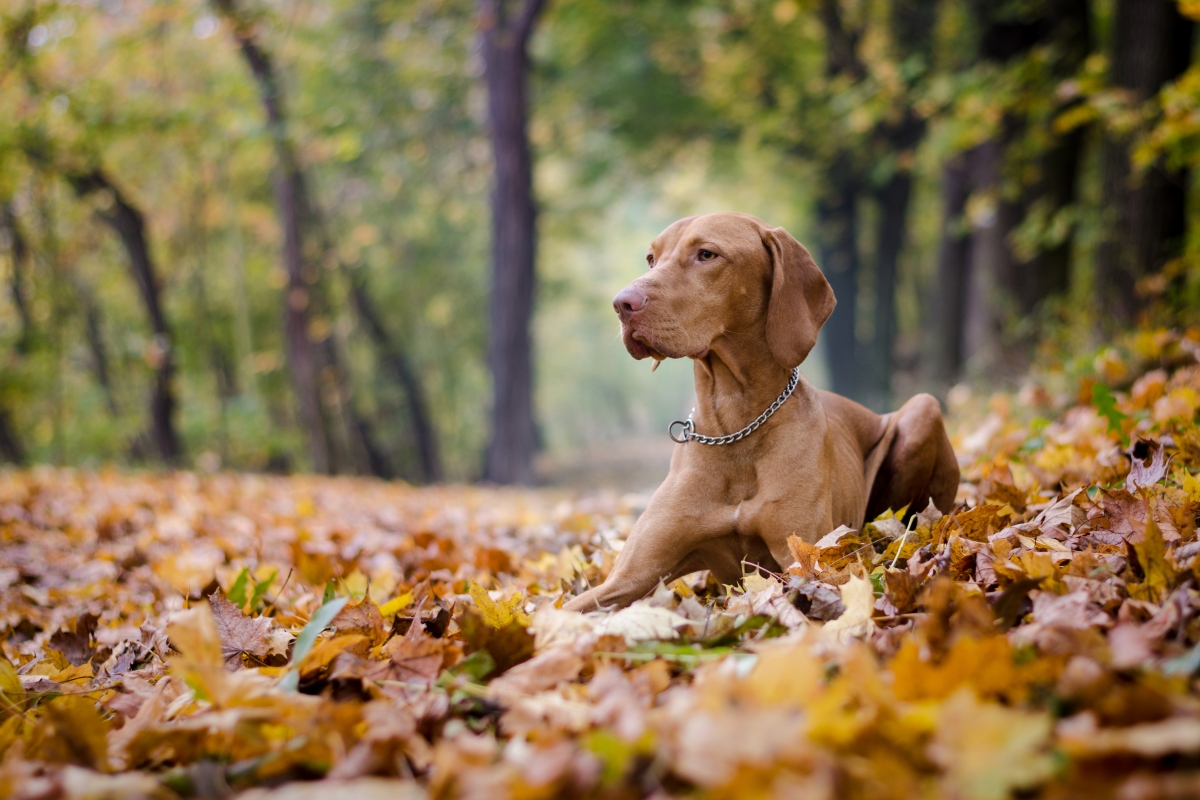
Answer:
613;287;647;316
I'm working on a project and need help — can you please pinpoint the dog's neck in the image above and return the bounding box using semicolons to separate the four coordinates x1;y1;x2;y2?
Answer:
691;332;793;436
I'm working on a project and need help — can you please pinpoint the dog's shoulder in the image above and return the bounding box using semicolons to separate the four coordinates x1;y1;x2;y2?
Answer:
815;389;889;455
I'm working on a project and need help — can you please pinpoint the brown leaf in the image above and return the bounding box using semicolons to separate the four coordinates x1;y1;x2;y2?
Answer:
938;504;1005;544
457;608;535;675
25;696;110;769
786;534;821;580
880;568;920;616
383;620;450;685
792;580;846;621
208;592;274;669
487;647;584;702
330;593;386;646
1127;438;1172;493
48;613;99;668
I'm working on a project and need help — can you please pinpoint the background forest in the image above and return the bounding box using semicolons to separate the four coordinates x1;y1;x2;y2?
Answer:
0;0;1197;485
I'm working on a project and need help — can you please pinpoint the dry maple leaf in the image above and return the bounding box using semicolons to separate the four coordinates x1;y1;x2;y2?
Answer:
208;593;275;669
47;613;98;668
329;593;386;646
383;620;448;685
1127;438;1172;492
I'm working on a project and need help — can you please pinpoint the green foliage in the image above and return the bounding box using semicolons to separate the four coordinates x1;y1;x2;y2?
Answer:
0;0;1199;478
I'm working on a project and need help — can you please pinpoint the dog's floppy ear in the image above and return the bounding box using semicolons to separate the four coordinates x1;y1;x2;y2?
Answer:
762;226;836;370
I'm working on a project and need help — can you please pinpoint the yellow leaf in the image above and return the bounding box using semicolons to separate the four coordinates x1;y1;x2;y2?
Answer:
821;574;875;641
298;634;370;677
0;659;23;703
50;662;93;690
167;605;227;703
26;696;110;769
1128;513;1174;604
930;689;1054;800
379;592;413;617
1178;468;1200;505
468;583;531;628
0;715;21;758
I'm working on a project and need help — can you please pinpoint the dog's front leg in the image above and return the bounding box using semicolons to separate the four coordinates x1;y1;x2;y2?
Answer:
563;478;725;612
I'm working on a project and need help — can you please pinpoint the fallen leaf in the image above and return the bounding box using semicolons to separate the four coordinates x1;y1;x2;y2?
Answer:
209;593;275;669
1127;438;1172;492
930;688;1054;800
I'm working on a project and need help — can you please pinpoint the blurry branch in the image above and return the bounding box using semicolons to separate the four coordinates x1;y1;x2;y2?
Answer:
514;0;548;45
343;263;442;482
73;275;121;419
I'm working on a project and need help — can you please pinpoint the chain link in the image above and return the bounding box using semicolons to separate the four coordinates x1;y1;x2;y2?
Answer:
668;366;800;446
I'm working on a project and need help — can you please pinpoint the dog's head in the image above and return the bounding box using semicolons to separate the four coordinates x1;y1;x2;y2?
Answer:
613;212;836;370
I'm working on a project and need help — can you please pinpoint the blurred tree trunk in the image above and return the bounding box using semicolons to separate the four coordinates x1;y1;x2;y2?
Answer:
65;169;181;465
945;0;1089;380
815;0;865;402
0;409;23;465
864;0;937;410
1096;0;1194;324
1;203;34;355
1019;0;1090;313
815;167;861;400
480;0;546;485
214;0;335;474
868;121;916;411
217;0;437;481
962;136;1018;368
933;156;970;384
0;202;28;465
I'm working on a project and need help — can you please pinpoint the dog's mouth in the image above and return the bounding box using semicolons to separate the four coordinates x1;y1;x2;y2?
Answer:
623;327;668;361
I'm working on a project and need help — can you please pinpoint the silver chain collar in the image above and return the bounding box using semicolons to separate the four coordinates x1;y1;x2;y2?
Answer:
668;366;801;445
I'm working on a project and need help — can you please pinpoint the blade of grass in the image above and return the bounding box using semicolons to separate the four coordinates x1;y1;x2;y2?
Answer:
278;596;349;691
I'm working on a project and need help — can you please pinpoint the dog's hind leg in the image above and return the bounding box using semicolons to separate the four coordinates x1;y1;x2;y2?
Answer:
864;393;960;521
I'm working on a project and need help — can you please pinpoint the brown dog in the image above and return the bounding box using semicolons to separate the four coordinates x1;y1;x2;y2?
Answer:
563;212;959;612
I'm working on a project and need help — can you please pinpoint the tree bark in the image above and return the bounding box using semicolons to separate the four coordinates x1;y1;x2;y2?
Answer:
1096;0;1194;324
213;0;334;474
480;0;546;485
65;169;181;464
933;157;970;384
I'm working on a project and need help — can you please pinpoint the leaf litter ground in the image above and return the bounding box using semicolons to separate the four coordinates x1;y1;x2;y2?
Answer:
4;328;1200;799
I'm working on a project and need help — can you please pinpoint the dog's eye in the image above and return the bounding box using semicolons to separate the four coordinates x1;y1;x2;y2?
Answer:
646;254;655;268
698;249;717;261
